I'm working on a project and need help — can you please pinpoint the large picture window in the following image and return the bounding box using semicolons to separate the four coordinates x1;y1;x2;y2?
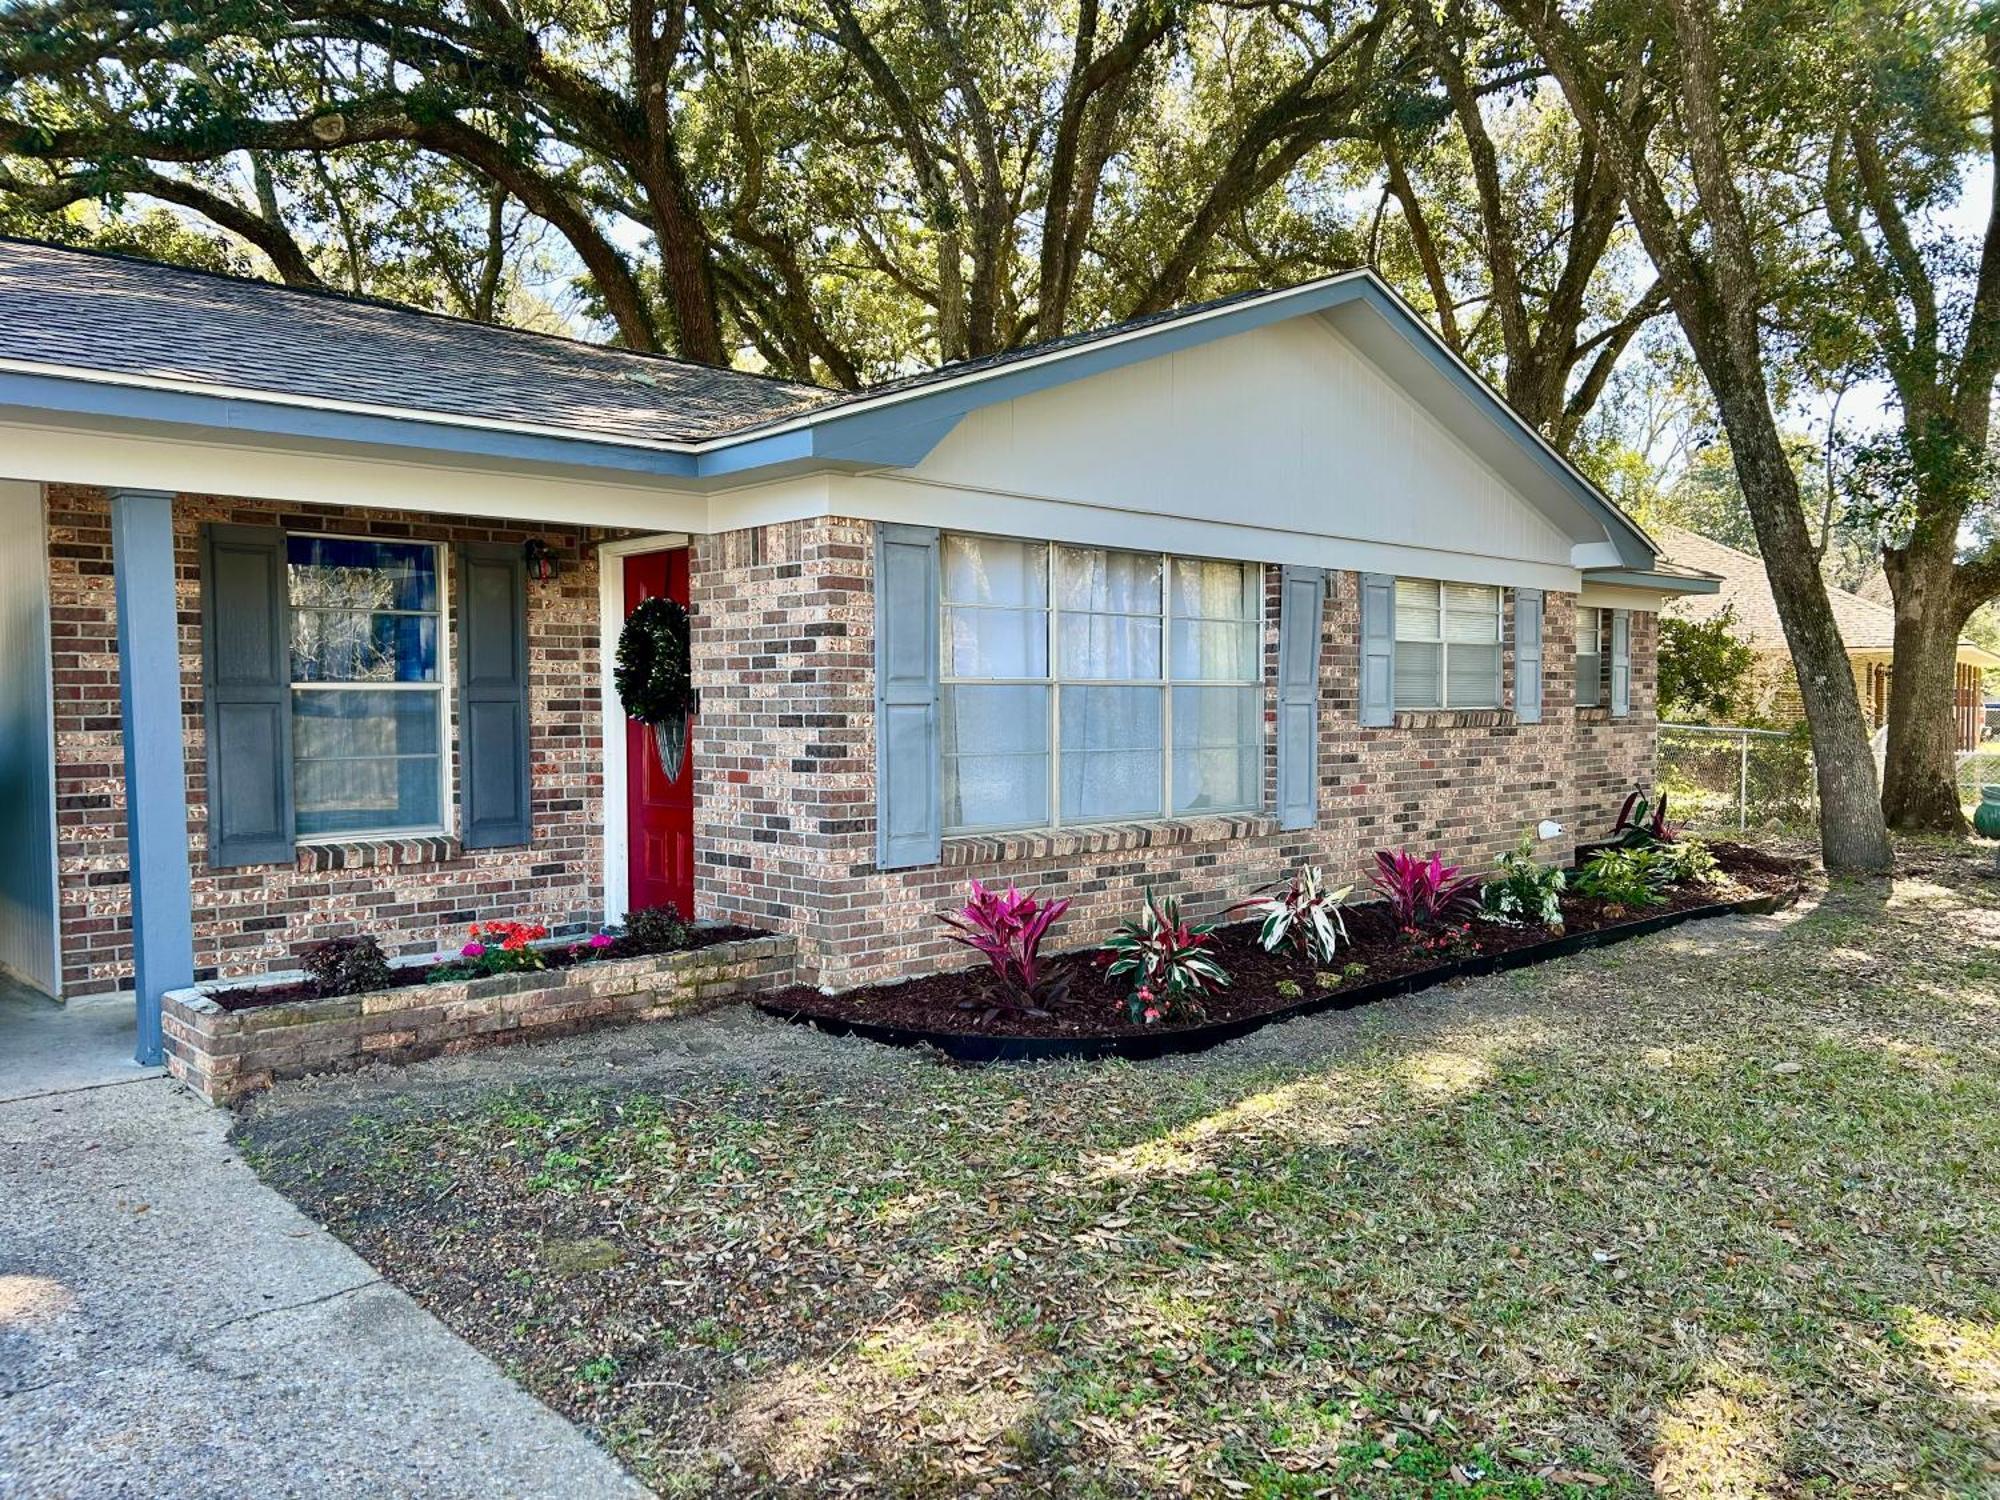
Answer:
939;536;1261;834
1393;578;1503;710
287;535;446;838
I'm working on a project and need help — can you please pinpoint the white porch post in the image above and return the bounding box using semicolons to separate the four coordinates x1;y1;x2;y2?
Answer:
110;489;194;1067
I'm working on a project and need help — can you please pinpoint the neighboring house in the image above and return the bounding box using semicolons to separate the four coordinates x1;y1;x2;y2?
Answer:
1655;525;1999;747
0;236;1711;1065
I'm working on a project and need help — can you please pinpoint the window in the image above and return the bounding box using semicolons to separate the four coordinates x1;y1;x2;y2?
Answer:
939;536;1261;833
1575;605;1604;708
1392;578;1502;709
287;536;445;838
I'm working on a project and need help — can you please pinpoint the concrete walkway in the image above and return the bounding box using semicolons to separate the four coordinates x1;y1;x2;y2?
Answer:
0;986;649;1499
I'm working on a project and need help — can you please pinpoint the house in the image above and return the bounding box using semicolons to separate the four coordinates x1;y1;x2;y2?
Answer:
1655;525;1999;747
0;235;1712;1070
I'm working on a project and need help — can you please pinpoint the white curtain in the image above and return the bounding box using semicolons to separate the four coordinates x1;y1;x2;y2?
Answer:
1058;546;1162;821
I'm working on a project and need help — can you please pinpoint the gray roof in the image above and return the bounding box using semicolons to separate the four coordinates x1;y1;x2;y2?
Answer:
0;236;836;444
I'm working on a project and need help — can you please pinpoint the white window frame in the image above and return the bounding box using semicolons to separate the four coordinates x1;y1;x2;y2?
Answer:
1576;605;1604;709
938;536;1264;835
286;530;452;842
1392;577;1504;710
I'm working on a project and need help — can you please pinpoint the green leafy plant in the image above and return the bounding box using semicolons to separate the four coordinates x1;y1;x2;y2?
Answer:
1275;979;1303;1000
1230;864;1353;964
1479;831;1567;930
1100;891;1229;1026
1659;608;1755;723
301;934;392;997
1574;847;1674;907
1656;837;1721;887
621;904;691;955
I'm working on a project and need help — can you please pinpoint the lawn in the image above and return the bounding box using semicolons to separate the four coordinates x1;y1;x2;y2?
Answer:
239;843;2000;1498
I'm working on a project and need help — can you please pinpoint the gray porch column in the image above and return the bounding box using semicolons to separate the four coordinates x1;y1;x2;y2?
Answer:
110;489;194;1067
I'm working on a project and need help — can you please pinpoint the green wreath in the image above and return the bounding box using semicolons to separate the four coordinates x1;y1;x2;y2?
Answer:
615;597;696;778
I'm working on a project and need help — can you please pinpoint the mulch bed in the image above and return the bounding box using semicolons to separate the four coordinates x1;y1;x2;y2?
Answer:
208;925;767;1012
760;842;1804;1046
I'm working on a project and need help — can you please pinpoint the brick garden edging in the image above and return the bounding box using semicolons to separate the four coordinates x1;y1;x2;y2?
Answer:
162;933;796;1105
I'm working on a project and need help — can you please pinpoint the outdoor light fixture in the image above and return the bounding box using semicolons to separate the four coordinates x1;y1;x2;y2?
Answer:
524;538;559;584
1536;819;1565;841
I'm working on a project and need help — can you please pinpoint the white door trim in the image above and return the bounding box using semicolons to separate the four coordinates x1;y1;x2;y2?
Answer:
597;532;691;928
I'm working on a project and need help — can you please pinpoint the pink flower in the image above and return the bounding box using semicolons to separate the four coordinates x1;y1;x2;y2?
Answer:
462;942;487;958
588;933;613;949
1143;1007;1161;1023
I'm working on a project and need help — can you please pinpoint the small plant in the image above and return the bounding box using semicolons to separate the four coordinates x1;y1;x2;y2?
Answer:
1370;848;1482;933
1611;788;1681;848
1101;891;1229;1026
1656;837;1721;887
1275;979;1303;1001
430;919;549;980
937;879;1072;1018
1574;847;1673;907
566;931;619;963
301;934;392;997
1479;830;1567;930
1231;864;1354;964
621;903;691;955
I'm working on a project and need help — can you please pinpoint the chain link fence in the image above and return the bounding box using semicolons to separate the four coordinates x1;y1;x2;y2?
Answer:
1657;724;1819;832
1662;725;2000;831
1960;750;2000;811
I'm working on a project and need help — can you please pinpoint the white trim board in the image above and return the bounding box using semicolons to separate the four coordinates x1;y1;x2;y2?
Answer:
597;533;690;928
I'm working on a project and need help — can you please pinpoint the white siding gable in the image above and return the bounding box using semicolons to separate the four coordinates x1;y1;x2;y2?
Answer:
906;313;1574;569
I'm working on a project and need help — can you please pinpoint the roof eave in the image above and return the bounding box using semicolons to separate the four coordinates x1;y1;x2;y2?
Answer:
1583;565;1722;596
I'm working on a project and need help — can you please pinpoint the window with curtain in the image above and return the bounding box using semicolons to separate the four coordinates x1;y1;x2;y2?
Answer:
1575;605;1604;708
1392;578;1502;709
287;535;446;837
939;535;1261;833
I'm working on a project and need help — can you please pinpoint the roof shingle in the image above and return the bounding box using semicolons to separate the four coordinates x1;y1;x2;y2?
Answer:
0;236;837;445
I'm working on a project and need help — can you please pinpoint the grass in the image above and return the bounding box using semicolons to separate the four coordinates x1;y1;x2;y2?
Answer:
241;843;2000;1497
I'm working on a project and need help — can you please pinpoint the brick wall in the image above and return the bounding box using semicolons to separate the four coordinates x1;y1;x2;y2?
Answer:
693;518;1658;990
162;933;796;1105
47;486;612;996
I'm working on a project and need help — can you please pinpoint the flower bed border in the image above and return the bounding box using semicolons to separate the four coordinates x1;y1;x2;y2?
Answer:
164;931;795;1105
755;887;1800;1065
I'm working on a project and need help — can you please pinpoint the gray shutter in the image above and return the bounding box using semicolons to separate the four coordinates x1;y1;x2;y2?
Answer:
1276;566;1325;830
1514;587;1543;724
1610;608;1632;718
1358;572;1396;727
200;524;294;867
874;524;941;869
457;542;532;848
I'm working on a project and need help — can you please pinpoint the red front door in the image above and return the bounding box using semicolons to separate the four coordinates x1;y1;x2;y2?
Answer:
624;549;695;919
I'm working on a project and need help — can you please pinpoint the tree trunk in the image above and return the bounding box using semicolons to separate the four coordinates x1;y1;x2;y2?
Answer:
1707;373;1894;871
1880;530;1970;832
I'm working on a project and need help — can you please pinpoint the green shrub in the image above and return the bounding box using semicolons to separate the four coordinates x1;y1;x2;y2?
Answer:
1574;847;1673;906
622;904;691;955
1479;831;1567;929
302;934;393;997
1656;838;1721;887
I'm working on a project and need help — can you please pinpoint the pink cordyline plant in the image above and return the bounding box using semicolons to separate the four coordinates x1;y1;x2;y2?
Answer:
937;879;1072;1015
1369;848;1482;932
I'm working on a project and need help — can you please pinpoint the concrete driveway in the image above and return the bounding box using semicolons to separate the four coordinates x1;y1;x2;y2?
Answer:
0;982;649;1499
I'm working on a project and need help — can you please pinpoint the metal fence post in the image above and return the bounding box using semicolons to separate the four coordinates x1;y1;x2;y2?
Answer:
1738;732;1749;831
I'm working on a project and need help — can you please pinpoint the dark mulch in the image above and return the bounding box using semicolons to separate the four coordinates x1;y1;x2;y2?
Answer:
760;842;1804;1041
208;925;768;1012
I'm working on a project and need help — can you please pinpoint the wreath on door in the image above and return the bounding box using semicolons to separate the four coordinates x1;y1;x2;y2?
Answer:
615;596;697;780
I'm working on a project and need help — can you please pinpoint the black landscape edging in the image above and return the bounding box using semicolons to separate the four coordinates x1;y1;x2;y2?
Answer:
756;885;1800;1065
